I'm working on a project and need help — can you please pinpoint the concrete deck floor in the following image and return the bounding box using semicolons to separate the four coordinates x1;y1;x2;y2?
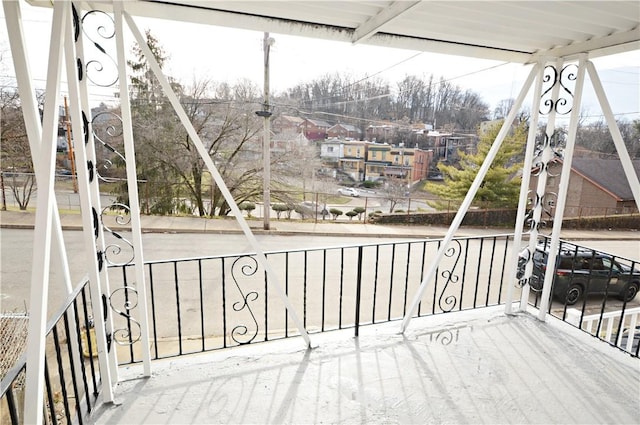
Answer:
93;306;639;424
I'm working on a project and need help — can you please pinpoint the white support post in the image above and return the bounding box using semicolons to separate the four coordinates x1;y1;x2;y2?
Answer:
72;4;120;382
21;2;68;423
586;60;640;210
401;64;539;333
504;60;545;314
538;55;588;320
518;57;564;309
122;9;311;347
63;1;115;400
113;1;153;375
4;0;86;403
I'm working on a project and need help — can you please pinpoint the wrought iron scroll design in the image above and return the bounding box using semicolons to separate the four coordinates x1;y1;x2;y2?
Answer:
78;9;118;87
437;240;463;312
540;64;577;116
524;128;565;234
100;203;134;266
91;112;125;183
230;256;260;345
108;287;142;345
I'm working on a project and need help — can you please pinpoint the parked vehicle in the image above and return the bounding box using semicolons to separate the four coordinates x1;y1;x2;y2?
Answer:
518;241;640;305
295;201;328;218
338;187;360;197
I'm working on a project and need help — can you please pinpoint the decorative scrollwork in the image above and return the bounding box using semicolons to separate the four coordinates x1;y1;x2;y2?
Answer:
108;287;141;345
437;240;462;312
230;256;260;345
540;64;577;116
80;9;118;87
100;203;134;266
92;111;125;182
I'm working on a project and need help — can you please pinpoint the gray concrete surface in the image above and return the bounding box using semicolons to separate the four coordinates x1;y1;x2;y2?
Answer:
93;306;640;425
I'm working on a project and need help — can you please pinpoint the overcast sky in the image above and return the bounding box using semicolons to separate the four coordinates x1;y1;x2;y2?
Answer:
1;2;638;122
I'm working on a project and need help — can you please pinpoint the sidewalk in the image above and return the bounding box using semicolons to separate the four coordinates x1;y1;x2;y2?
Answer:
1;210;638;240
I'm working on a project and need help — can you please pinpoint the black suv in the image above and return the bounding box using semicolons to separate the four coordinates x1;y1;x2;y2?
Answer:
518;241;640;305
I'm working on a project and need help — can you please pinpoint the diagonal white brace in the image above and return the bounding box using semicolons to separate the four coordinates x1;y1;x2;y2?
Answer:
121;10;312;348
401;63;539;333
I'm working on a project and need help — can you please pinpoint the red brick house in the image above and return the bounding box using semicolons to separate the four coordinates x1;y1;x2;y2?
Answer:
272;115;304;134
327;123;362;140
529;158;640;217
299;119;331;141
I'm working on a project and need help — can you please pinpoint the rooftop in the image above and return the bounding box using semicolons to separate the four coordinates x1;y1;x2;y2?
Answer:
93;306;639;424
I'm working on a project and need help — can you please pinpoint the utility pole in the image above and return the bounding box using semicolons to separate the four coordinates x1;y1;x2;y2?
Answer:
64;96;78;193
256;32;274;230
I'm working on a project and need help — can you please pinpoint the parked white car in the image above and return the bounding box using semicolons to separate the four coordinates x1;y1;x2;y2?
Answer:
338;187;360;197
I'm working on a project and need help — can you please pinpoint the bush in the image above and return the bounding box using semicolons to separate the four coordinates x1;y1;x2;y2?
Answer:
272;203;291;219
362;180;377;189
345;210;358;220
353;206;366;220
329;208;343;220
239;201;256;217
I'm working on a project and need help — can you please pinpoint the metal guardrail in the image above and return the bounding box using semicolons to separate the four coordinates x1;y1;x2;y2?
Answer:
108;234;518;364
0;279;101;425
3;235;637;424
566;307;640;356
527;237;640;358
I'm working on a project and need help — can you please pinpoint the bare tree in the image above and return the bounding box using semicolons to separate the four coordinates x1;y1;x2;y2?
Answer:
380;180;408;213
0;89;37;210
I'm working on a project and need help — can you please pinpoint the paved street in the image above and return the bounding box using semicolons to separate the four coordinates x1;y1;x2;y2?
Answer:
2;209;638;323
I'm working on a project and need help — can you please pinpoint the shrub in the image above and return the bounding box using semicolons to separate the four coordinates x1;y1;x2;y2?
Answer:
353;206;366;220
239;201;256;217
345;210;358;220
329;208;343;220
272;203;291;219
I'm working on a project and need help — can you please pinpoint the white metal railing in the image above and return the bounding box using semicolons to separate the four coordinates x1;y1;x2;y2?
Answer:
566;307;640;353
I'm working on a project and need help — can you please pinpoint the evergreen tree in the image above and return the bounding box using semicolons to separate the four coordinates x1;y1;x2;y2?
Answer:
426;120;527;208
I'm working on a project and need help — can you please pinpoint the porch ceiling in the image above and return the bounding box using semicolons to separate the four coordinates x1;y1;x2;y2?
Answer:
51;0;640;62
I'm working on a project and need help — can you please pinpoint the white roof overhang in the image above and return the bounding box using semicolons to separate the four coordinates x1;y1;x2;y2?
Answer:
31;0;640;63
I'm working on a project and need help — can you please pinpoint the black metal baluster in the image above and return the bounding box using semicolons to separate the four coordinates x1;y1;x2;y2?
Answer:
6;385;19;425
304;251;308;329
198;259;205;351
417;241;427;317
355;246;363;337
148;264;159;359
44;360;56;425
497;236;509;304
372;245;380;323
174;261;183;355
485;236;498;306
264;254;269;341
221;258;227;348
339;248;345;328
432;240;441;314
459;240;470;311
80;287;98;395
52;325;72;424
62;312;83;424
72;298;91;412
473;238;484;308
388;244;396;321
321;250;326;332
402;243;411;316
